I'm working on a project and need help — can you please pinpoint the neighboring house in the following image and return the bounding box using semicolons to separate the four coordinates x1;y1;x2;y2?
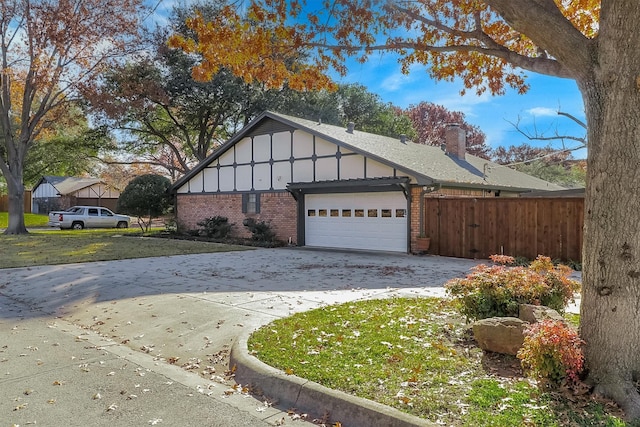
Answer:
32;176;121;214
172;111;563;253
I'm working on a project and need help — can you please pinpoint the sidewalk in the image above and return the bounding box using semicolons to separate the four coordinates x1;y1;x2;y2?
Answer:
1;297;282;426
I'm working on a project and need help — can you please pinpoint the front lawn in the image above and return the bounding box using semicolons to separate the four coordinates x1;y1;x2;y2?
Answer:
0;228;252;268
0;212;49;228
248;297;625;426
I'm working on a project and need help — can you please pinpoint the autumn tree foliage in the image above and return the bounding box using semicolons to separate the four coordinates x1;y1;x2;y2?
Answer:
0;0;145;234
91;4;416;179
172;0;640;420
403;102;489;158
91;3;345;180
98;160;161;193
92;7;254;177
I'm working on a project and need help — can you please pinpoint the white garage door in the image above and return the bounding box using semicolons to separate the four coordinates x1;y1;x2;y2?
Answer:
305;192;407;252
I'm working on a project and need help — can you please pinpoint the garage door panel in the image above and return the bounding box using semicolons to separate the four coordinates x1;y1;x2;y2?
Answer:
305;192;407;252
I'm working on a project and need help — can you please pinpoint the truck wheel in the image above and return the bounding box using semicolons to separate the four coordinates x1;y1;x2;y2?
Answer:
72;222;84;230
116;221;128;229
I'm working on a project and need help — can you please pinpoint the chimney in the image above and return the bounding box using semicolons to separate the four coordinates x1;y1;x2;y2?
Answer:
445;123;466;160
400;134;407;144
346;122;355;134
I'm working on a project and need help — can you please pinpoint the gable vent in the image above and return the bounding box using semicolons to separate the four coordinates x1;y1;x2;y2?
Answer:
248;118;296;137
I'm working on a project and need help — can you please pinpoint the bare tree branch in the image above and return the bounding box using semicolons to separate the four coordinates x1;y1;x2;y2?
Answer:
558;111;587;129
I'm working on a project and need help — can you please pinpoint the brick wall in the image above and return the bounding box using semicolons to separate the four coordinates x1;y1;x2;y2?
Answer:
176;192;298;244
409;187;422;252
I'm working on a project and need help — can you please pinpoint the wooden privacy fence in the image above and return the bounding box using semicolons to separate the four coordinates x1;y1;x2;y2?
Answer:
0;191;31;213
423;197;584;261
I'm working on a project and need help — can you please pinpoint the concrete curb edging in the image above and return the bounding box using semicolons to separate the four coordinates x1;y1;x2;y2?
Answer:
230;333;434;427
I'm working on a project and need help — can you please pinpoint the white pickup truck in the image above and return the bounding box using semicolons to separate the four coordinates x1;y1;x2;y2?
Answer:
48;206;130;230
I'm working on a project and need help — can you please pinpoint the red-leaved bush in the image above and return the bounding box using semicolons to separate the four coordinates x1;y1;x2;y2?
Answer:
445;255;580;321
517;319;585;386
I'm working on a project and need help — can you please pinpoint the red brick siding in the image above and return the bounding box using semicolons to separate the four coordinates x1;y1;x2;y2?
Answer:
409;187;422;252
176;192;298;243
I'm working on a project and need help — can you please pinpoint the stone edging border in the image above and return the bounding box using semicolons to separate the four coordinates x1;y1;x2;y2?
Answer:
230;333;434;427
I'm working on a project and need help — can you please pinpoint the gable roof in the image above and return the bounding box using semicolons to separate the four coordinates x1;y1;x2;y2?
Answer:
173;111;564;193
33;176;103;195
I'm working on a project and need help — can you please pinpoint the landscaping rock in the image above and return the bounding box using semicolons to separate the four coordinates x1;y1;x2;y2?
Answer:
519;304;565;324
472;317;528;355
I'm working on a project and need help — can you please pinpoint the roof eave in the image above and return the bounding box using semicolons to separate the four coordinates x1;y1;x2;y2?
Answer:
432;180;558;193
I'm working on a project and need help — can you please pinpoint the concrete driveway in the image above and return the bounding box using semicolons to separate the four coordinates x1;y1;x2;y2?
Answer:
0;248;490;426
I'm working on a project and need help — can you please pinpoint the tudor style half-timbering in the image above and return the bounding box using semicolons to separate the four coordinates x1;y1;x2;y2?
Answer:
172;111;562;253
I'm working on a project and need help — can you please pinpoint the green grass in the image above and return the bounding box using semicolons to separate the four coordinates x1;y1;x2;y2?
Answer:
248;298;624;426
0;212;49;228
0;228;252;268
564;312;581;328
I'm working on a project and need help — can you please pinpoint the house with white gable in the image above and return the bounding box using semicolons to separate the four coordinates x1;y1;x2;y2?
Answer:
171;111;562;253
32;176;121;214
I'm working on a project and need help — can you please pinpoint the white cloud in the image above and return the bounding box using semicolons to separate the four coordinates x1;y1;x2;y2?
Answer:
380;71;416;92
526;107;558;117
432;90;492;117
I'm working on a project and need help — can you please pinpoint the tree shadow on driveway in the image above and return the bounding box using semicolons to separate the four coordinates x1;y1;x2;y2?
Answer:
0;247;483;322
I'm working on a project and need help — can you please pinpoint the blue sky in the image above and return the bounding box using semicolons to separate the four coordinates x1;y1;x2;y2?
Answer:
149;0;588;157
336;53;587;155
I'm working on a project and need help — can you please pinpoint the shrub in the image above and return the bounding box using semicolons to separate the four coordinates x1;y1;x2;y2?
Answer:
117;174;172;232
565;259;582;271
517;319;584;387
164;218;178;233
197;216;234;238
243;217;276;242
445;255;581;321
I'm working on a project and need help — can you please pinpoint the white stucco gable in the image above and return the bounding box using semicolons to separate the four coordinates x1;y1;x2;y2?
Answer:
175;126;413;194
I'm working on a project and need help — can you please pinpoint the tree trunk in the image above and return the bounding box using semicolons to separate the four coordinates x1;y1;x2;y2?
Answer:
3;168;27;235
579;2;640;420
